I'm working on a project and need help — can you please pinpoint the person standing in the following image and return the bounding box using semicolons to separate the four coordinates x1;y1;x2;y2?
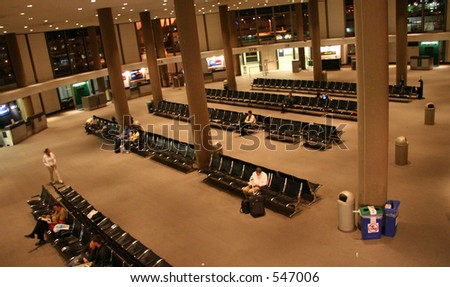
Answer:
42;148;63;184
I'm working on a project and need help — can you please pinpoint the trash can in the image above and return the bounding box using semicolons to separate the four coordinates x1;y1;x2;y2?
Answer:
223;80;228;90
351;57;356;70
359;205;383;240
321;71;327;82
173;76;180;88
395;136;408;166
337;191;355;232
147;101;154;113
383;200;400;237
292;60;300;73
424;102;435;125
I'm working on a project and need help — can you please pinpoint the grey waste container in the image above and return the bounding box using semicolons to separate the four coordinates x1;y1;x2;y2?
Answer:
424;102;435;125
223;80;228;90
292;60;300;73
321;71;327;82
395;136;408;166
337;191;355;232
351;57;356;70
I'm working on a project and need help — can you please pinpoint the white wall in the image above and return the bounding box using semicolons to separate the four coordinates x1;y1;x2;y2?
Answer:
319;0;328;39
327;0;345;38
118;23;140;64
196;15;208;52
17;35;36;86
27;33;60;114
388;0;396;35
205;13;223;50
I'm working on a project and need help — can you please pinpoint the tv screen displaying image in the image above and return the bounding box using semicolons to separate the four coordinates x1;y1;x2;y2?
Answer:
0;104;10;116
130;70;144;81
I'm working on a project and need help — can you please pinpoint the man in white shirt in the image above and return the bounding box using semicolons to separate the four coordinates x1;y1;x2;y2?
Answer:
242;167;268;197
239;110;257;136
42;148;63;184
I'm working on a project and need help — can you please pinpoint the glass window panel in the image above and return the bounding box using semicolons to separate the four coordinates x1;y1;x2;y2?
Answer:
0;36;15;86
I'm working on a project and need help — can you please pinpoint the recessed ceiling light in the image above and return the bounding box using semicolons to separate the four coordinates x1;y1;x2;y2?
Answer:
144;9;148;12
3;31;7;34
27;4;33;8
95;14;98;17
130;9;133;12
76;23;79;26
91;0;96;2
49;25;53;27
24;26;28;28
122;7;125;10
78;8;83;11
80;25;84;27
30;29;33;32
44;19;48;23
20;12;25;16
0;26;3;29
123;2;128;6
28;17;33;20
65;20;69;23
56;27;59;30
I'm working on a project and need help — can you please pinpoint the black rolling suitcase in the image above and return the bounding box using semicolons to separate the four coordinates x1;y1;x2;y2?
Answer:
249;194;265;218
114;136;121;153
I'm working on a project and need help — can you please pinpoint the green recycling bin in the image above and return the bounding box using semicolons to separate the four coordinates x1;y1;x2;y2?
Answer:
359;205;383;240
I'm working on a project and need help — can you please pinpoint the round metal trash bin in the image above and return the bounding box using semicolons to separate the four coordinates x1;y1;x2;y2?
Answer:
337;191;355;232
424;102;435;125
395;136;408;166
321;71;327;82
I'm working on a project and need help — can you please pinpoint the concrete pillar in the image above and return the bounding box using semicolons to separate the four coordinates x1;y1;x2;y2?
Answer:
308;0;323;81
219;5;237;91
228;11;241;76
97;8;131;127
295;3;306;70
396;0;408;85
355;0;389;207
140;12;163;108
87;26;106;92
5;33;34;117
174;0;213;170
152;19;170;87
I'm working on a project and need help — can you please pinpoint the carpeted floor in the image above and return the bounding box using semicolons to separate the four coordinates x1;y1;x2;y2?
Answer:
0;65;449;267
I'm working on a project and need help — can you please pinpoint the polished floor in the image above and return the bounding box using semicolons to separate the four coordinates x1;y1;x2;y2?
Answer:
0;65;449;267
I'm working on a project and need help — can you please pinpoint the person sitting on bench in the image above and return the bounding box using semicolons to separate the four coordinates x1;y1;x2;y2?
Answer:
239;110;257;136
242;167;268;197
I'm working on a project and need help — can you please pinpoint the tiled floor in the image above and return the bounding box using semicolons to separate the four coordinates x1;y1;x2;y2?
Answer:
1;65;449;267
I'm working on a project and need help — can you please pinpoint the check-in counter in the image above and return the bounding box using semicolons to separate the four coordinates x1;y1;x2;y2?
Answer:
1;120;28;146
139;83;152;96
410;56;433;70
29;113;48;134
82;95;99;111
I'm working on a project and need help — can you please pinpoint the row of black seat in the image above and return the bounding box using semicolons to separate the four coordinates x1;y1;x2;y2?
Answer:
251;78;418;102
200;154;321;218
205;88;358;121
83;117;322;218
27;185;171;267
154;101;343;149
53;184;171;267
86;116;197;173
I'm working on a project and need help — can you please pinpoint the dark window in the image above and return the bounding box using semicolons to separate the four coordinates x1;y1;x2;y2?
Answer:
0;36;15;86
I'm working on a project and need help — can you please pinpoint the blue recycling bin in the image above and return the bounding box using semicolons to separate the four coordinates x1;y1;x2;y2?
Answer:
383;200;400;237
359;206;383;240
